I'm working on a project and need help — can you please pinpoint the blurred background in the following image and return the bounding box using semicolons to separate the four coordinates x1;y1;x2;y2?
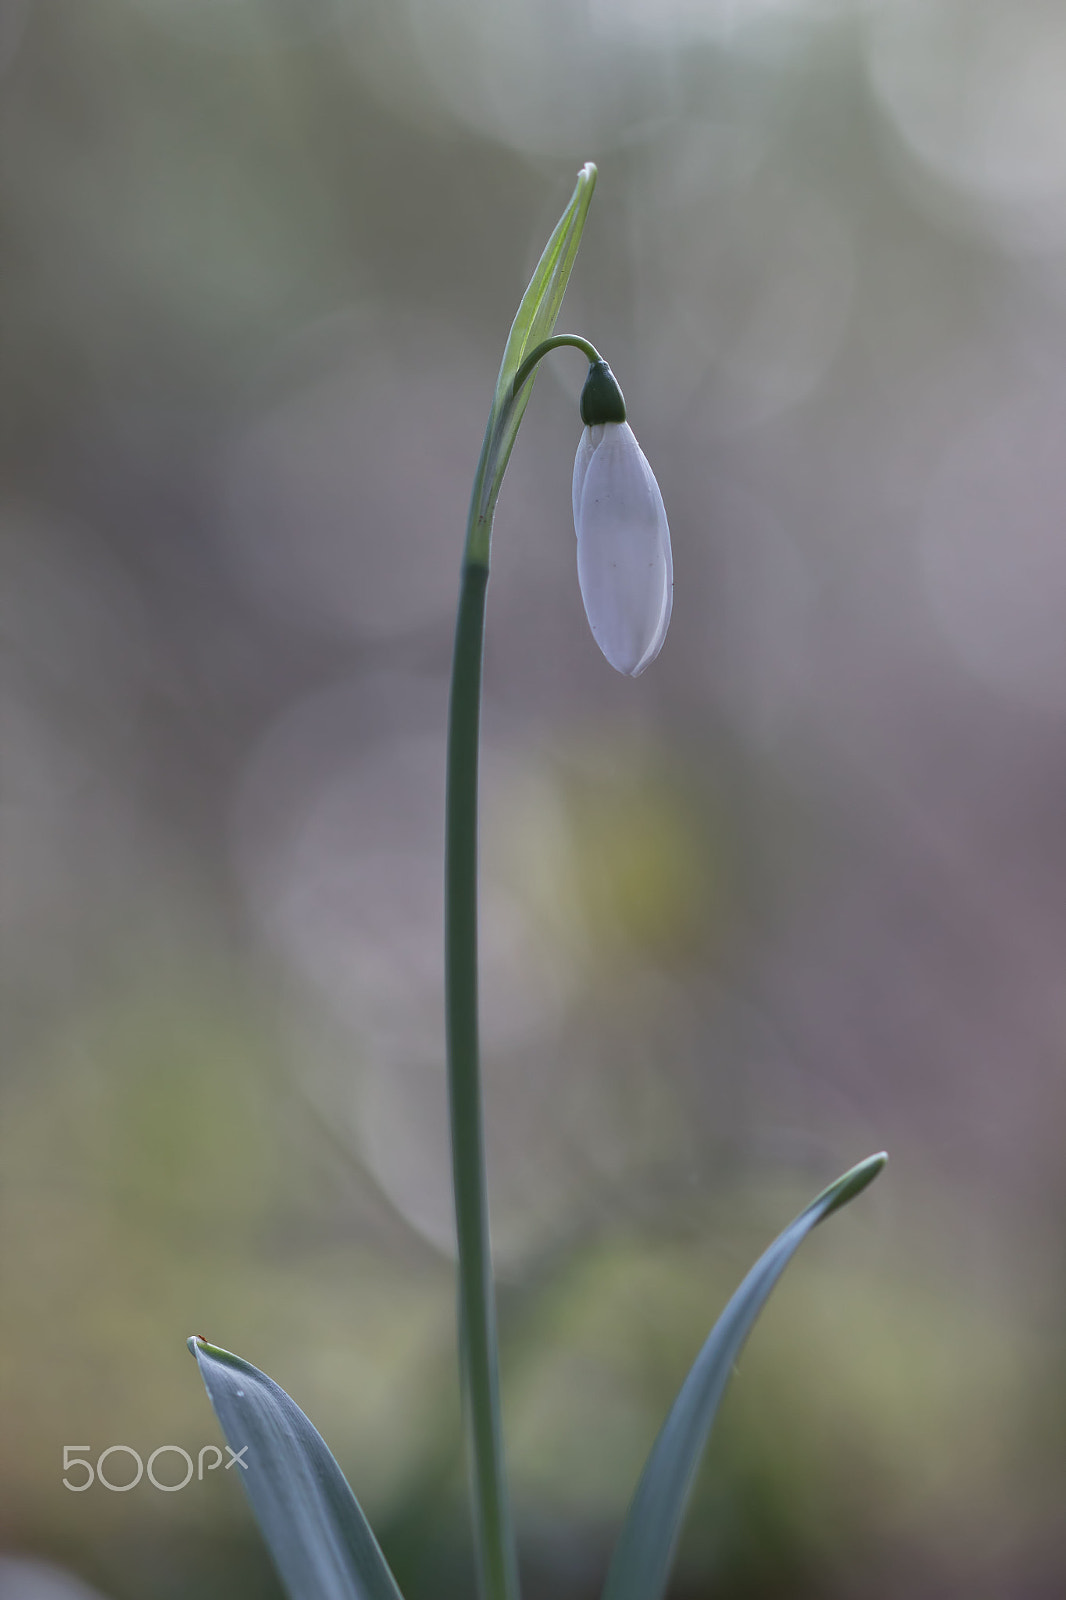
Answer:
4;0;1066;1594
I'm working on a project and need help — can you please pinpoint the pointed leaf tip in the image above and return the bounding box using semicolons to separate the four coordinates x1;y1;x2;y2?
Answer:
600;1151;887;1600
190;1338;405;1600
810;1150;888;1223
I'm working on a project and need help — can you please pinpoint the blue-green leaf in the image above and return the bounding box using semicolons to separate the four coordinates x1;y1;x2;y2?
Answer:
189;1337;405;1600
600;1152;888;1600
467;161;597;561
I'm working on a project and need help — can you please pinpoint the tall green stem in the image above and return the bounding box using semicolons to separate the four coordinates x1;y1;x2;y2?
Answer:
445;546;518;1600
446;326;598;1600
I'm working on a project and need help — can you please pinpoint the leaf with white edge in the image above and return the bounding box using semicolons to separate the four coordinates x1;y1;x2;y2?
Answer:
467;161;597;558
600;1152;888;1600
189;1337;405;1600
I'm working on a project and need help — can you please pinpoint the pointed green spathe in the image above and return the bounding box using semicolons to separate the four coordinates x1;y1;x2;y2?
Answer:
465;162;598;566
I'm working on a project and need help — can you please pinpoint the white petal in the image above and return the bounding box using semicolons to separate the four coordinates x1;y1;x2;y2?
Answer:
572;423;599;532
573;421;672;676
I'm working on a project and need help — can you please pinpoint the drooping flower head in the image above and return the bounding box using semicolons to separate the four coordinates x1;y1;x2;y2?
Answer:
572;361;673;676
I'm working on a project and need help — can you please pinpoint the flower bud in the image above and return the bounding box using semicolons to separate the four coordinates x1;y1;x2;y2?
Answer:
572;417;673;676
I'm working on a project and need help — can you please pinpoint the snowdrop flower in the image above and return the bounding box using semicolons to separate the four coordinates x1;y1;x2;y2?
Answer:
572;361;673;676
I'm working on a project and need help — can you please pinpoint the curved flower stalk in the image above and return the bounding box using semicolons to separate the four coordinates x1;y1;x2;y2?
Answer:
572;361;672;676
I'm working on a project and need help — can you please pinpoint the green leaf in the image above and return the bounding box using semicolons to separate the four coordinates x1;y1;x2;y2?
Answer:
600;1152;888;1600
467;160;598;561
189;1337;405;1600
